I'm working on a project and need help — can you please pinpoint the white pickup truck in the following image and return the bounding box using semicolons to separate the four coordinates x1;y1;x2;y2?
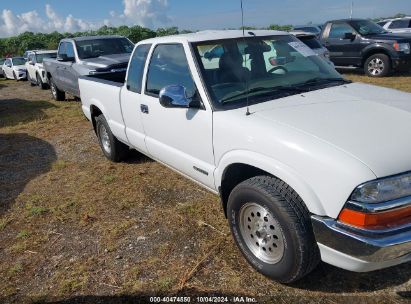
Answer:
79;30;411;283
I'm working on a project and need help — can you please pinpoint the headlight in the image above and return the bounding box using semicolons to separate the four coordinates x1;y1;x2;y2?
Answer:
394;42;410;54
351;172;411;203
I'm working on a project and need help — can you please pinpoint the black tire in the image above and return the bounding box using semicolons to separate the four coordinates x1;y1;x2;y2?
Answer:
37;73;48;90
50;78;65;101
227;176;320;283
95;114;129;162
364;53;390;77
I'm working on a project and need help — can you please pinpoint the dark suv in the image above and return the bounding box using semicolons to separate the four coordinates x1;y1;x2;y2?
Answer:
320;19;411;76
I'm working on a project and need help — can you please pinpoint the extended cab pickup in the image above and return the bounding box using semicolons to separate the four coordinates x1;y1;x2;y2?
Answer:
43;35;134;100
79;30;411;283
319;19;411;77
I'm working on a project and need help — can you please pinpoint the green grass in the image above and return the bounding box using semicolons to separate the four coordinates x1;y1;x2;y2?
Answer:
52;160;67;170
103;175;117;184
8;263;23;276
16;230;31;239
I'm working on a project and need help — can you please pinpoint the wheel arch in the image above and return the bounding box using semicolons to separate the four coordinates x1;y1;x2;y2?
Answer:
216;151;326;218
90;105;104;133
361;45;395;66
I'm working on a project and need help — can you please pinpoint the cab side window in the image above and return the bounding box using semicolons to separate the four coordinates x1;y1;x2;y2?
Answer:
28;54;35;63
127;44;151;93
66;43;75;59
328;23;354;39
145;44;195;97
389;19;411;29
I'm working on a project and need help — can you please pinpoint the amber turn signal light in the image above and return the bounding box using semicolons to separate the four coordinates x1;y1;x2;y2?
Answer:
338;205;411;229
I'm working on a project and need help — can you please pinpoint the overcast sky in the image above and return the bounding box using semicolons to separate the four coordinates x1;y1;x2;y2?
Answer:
0;0;410;37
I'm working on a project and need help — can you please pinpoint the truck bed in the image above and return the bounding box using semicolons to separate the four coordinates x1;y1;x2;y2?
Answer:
81;71;127;86
79;71;128;143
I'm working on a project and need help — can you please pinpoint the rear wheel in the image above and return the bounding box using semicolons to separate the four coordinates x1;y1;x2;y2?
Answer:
36;73;48;89
364;54;390;77
95;114;129;162
50;79;65;101
227;176;320;283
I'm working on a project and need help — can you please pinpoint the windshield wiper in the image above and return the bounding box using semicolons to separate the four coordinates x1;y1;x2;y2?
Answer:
296;77;351;89
220;86;307;103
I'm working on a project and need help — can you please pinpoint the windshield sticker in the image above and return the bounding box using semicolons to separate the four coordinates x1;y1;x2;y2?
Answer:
288;41;316;57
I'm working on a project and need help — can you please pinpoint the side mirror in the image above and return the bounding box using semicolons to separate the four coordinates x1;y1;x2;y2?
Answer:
28;61;35;65
343;32;356;40
159;85;191;108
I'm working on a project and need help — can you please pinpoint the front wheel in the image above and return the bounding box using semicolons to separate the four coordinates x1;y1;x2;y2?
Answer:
50;79;65;101
95;115;129;162
364;54;390;77
227;176;320;283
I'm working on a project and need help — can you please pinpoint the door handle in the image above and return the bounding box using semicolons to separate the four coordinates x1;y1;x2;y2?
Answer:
140;104;149;114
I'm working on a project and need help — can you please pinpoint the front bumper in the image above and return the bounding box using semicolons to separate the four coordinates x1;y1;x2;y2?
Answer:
15;71;27;80
392;53;411;71
312;215;411;272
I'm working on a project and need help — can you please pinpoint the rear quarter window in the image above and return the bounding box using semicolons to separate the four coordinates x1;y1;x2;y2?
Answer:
126;44;152;94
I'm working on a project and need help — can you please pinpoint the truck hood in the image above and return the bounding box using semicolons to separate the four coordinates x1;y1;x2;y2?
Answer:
249;82;411;178
80;53;131;68
364;32;411;42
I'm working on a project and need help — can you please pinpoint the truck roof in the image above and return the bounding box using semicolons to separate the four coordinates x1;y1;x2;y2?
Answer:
64;35;126;42
141;30;288;44
325;18;368;23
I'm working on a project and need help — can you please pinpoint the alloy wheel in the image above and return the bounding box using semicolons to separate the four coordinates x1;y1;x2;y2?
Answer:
98;124;111;154
368;58;385;76
239;202;285;264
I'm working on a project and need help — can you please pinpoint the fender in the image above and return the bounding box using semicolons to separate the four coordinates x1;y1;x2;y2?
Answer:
361;43;398;60
214;150;327;216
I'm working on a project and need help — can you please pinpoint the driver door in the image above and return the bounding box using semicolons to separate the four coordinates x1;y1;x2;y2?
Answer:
27;53;36;80
323;22;362;66
139;43;215;189
3;59;12;78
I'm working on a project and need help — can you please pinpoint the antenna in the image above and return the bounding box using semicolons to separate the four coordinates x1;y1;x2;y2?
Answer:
240;0;251;116
350;1;354;19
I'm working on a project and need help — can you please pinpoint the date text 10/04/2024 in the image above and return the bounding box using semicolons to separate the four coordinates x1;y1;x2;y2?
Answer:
149;296;258;303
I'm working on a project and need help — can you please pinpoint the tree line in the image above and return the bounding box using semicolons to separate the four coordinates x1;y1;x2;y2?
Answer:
0;24;292;58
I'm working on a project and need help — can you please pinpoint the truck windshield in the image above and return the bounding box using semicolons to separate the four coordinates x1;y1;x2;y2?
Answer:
36;52;57;63
76;38;134;59
192;35;345;110
349;20;387;35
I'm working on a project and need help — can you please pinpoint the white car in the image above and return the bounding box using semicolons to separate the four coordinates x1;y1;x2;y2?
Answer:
2;57;27;80
26;50;57;89
79;30;411;283
377;17;411;34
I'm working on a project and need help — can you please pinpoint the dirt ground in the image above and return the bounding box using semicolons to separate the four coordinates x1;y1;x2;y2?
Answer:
1;73;411;304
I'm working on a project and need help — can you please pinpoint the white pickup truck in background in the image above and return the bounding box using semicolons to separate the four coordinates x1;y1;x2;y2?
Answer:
79;30;411;283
